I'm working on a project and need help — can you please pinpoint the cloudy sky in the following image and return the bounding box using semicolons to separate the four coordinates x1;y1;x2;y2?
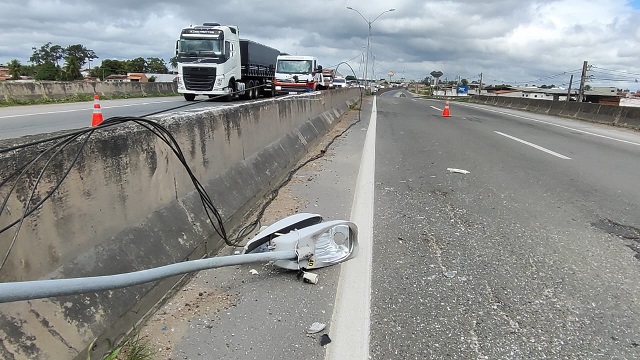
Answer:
2;0;640;90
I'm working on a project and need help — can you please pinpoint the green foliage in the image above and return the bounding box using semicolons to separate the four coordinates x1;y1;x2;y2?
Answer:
35;61;60;81
345;75;357;81
29;42;97;80
169;56;178;70
148;76;156;82
7;59;21;79
145;57;168;74
461;78;469;86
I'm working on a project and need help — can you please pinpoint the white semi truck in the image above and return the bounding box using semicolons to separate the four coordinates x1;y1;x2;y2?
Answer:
273;55;326;95
175;23;281;101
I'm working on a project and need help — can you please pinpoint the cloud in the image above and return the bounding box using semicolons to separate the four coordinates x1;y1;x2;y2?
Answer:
1;0;639;89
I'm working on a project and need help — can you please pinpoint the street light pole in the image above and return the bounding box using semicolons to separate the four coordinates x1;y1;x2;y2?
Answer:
347;7;395;92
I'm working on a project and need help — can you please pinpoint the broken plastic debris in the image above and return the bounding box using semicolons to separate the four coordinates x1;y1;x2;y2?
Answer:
447;168;470;174
302;271;319;284
444;271;457;278
307;322;327;334
320;334;332;346
249;269;259;275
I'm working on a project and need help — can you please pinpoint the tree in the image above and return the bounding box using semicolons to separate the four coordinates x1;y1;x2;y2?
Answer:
35;61;60;80
50;45;65;67
126;57;146;73
30;42;53;65
148;75;157;82
63;44;97;80
584;85;592;91
461;78;469;86
169;56;178;70
145;57;168;73
7;59;22;80
345;75;357;81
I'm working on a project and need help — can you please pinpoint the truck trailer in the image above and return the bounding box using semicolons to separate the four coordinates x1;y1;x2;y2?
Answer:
175;23;281;101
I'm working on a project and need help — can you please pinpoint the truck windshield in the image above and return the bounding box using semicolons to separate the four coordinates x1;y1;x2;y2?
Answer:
178;39;224;57
276;60;313;74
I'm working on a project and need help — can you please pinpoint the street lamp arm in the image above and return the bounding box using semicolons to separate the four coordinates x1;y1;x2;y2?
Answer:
371;8;395;25
346;7;370;25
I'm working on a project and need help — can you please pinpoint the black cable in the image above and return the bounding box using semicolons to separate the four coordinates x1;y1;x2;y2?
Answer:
1;131;92;270
0;116;232;257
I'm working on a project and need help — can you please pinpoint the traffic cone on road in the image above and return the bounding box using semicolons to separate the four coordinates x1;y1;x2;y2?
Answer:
442;100;451;117
91;94;104;127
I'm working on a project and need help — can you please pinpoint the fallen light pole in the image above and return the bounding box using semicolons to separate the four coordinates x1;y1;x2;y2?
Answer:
0;213;358;303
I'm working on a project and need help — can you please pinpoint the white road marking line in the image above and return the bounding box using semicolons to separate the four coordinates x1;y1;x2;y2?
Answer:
460;103;640;147
430;105;443;111
495;131;571;160
0;99;179;119
326;96;376;360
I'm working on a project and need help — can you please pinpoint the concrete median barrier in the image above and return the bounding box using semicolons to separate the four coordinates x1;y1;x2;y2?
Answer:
0;81;177;102
470;95;635;129
0;88;361;359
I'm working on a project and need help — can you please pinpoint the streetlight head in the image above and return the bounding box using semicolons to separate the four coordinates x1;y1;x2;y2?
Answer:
389;8;396;11
347;6;353;9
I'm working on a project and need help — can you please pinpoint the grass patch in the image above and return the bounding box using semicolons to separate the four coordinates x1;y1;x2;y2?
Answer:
88;333;155;360
0;92;180;108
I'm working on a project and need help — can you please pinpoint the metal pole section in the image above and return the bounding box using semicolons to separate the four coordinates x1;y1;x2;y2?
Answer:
365;25;370;91
578;60;588;102
566;74;574;102
0;251;297;303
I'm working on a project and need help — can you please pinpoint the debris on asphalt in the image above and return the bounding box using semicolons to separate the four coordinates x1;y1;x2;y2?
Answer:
300;271;319;284
249;269;259;275
447;168;470;174
320;334;332;346
444;270;458;278
307;322;327;334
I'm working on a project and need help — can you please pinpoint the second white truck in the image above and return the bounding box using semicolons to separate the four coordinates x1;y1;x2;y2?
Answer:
273;55;326;95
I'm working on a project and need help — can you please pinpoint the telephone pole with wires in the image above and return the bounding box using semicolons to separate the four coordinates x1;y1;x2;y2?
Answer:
578;61;588;102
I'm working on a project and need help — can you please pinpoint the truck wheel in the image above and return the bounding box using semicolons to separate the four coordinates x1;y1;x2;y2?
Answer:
253;80;262;99
225;80;235;102
183;93;196;101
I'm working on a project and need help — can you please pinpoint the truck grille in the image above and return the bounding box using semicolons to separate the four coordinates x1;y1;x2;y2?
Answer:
183;67;216;91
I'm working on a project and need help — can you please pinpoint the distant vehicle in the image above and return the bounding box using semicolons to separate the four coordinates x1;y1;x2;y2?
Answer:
175;23;281;101
333;78;347;88
274;55;325;94
322;68;336;89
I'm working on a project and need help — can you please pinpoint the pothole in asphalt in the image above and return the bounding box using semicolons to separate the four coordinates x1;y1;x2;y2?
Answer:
591;218;640;259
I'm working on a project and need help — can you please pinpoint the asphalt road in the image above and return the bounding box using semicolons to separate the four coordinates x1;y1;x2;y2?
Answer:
131;90;640;359
0;95;259;140
370;91;640;359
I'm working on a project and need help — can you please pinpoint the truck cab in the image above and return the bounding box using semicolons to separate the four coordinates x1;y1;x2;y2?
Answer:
176;23;240;100
274;55;324;94
175;23;280;101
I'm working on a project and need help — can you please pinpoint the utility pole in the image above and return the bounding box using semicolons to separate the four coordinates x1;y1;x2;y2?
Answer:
578;61;588;102
479;73;483;95
566;74;574;102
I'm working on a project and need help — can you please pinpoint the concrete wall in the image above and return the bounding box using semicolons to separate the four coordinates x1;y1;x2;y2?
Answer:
0;88;361;359
470;95;640;130
0;81;178;101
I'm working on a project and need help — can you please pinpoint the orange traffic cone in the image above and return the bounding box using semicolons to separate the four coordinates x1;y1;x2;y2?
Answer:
91;94;104;126
442;100;451;117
